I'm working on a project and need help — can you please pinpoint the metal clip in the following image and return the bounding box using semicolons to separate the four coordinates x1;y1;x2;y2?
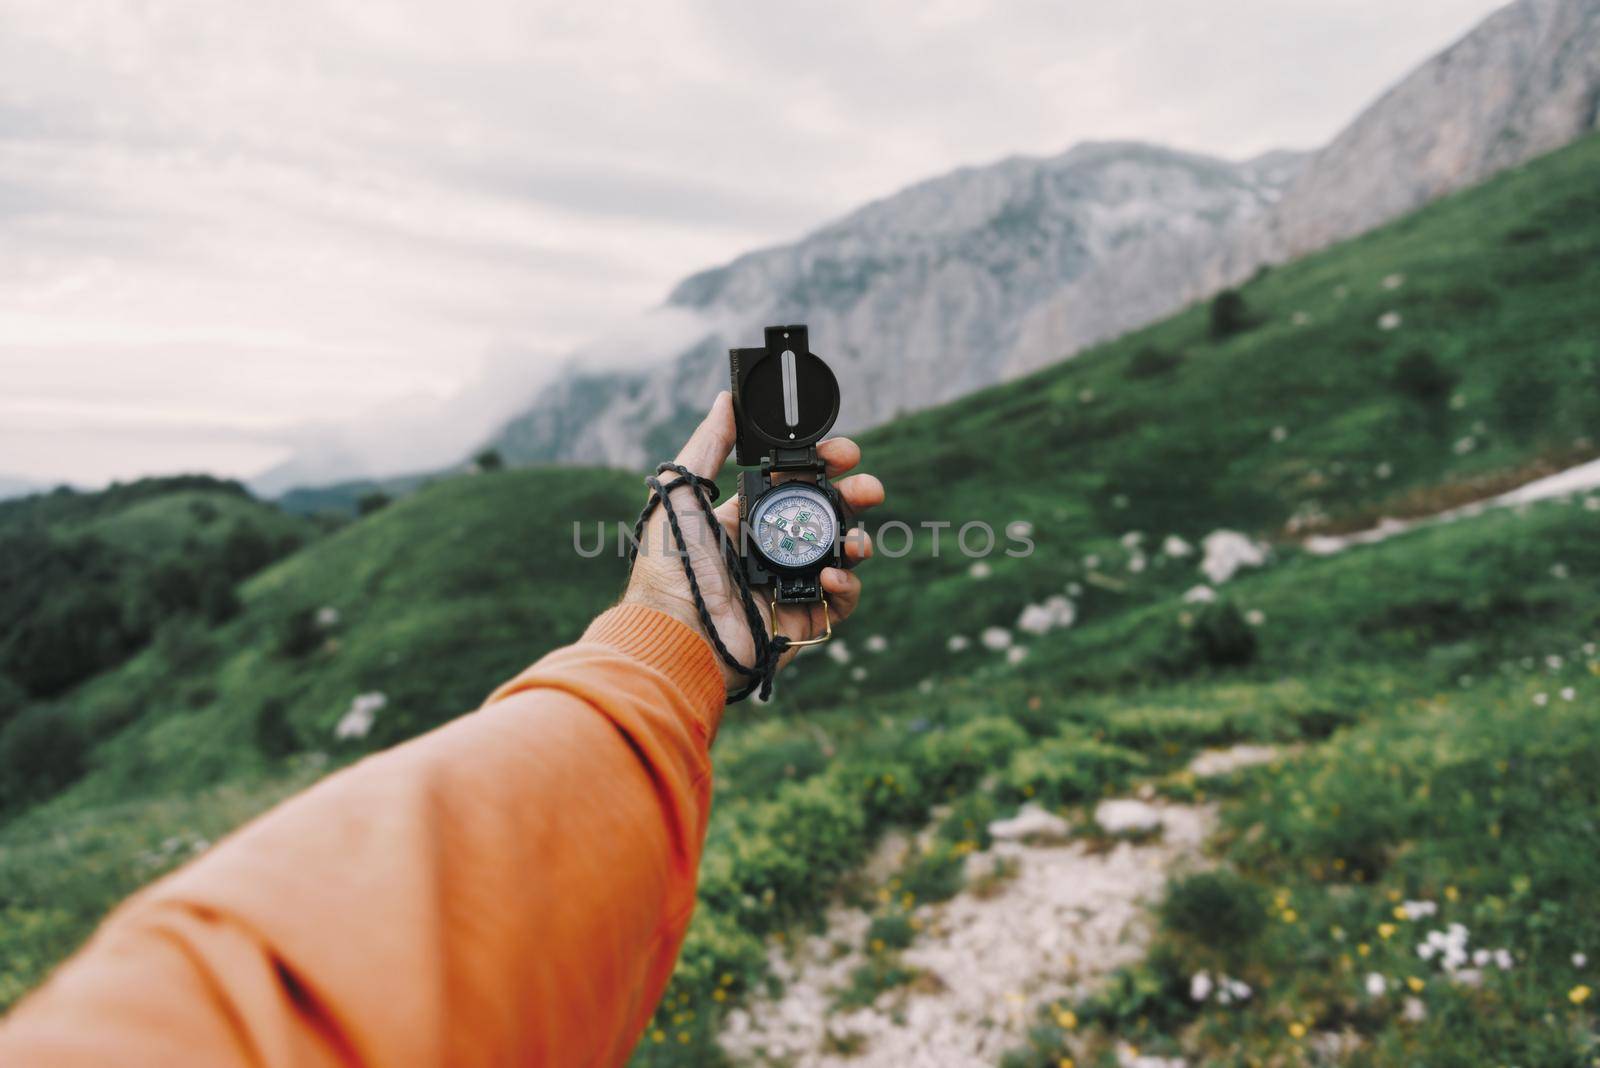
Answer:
771;595;832;647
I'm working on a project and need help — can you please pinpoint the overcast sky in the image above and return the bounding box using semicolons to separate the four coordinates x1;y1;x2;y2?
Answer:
0;0;1509;489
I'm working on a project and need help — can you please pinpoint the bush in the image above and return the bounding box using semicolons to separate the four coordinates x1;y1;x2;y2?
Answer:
1390;349;1457;406
0;707;89;811
1125;345;1184;379
1208;288;1251;340
913;716;1030;795
1003;735;1146;804
277;608;323;658
1160;871;1268;953
473;449;505;472
1186;602;1257;668
356;491;391;516
254;697;300;758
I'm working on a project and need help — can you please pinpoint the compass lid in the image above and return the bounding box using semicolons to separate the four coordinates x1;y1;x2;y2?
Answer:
730;324;840;464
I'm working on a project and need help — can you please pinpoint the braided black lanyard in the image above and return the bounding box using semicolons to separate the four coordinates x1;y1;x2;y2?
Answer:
627;463;789;702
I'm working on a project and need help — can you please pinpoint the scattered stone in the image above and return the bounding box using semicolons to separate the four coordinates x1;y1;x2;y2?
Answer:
1094;799;1164;835
988;802;1070;842
1186;745;1278;778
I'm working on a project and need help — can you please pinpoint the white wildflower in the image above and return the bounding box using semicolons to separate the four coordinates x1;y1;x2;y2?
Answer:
1547;655;1564;671
1008;520;1034;540
1473;948;1491;967
1017;596;1076;635
981;627;1013;651
969;560;992;580
917;679;935;695
865;634;888;654
947;635;970;652
1551;562;1570;580
1065;582;1083;597
1162;534;1193;558
1271;425;1289;443
1190;971;1213;1002
1079;388;1096;404
1573;952;1588;968
826;641;852;665
1006;646;1029;665
1561;687;1577;702
1382;273;1406;290
1586;497;1600;512
1128;553;1147;574
1494;948;1513;971
1365;972;1387;997
1378;311;1402;331
1291;310;1310;327
1450;393;1467;410
1120;531;1144;550
334;692;387;740
1418;942;1436;961
849;666;867;682
315;606;340;628
1183;584;1217;604
1200;530;1268;585
1402;900;1438;919
1534;692;1549;706
1402;996;1427;1022
1375;461;1394;479
1453;436;1476;455
1083;554;1101;569
1244;609;1266;626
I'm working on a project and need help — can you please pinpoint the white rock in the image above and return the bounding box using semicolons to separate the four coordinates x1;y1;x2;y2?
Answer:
1200;530;1267;585
988;802;1070;842
1094;799;1164;835
1187;745;1277;778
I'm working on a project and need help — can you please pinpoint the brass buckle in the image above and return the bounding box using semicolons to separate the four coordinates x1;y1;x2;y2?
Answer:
771;595;832;647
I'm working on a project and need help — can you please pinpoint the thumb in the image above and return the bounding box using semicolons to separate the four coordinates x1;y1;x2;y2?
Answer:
673;391;736;481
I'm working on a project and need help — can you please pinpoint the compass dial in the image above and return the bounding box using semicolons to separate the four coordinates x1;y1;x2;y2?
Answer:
750;484;836;569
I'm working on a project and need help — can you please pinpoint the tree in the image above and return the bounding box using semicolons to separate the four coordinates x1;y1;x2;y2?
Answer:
474;448;505;472
356;491;392;516
1209;289;1251;340
0;706;88;811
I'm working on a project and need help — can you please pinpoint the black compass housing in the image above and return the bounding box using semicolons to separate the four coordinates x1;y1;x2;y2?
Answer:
731;325;851;605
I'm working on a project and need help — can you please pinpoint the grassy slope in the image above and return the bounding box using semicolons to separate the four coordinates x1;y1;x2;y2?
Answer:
1;135;1598;1063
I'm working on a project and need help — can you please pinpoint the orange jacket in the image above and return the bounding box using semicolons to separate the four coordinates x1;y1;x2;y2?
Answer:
0;605;726;1067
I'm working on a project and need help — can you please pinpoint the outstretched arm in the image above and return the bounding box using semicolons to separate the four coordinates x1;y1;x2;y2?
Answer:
0;394;882;1067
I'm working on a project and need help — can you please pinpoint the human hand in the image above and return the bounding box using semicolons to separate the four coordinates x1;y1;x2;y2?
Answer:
622;391;883;697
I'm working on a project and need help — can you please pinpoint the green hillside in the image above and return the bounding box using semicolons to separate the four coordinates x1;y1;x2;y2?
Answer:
3;136;1599;1063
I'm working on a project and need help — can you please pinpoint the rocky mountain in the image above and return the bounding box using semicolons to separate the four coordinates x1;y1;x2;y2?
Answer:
1012;0;1600;371
492;144;1305;468
483;0;1599;473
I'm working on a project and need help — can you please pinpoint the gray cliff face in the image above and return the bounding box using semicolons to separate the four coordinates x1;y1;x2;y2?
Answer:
1011;0;1600;374
490;0;1600;471
496;144;1299;468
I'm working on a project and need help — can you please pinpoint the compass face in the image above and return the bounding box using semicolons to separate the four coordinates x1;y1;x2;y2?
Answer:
750;484;836;569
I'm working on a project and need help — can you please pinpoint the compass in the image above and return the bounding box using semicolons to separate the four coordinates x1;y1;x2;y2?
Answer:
730;325;850;635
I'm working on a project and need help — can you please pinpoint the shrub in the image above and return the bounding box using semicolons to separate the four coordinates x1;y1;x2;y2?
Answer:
356;491;391;516
473;449;505;472
1102;705;1242;754
1208;288;1251;340
1125;345;1184;379
254;697;300;758
1390;349;1457;405
0;707;89;811
1003;735;1146;804
277;608;323;658
866;909;917;950
913;715;1030;795
1160;870;1269;953
1186;602;1257;668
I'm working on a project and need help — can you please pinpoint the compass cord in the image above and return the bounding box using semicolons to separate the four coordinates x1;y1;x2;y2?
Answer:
627;462;790;702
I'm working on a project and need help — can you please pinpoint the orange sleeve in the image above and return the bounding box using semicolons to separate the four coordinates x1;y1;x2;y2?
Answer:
0;604;727;1068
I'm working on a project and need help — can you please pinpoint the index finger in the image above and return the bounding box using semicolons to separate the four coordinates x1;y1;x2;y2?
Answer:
817;437;861;478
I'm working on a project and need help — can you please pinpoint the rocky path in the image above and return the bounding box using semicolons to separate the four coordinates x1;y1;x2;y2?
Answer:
720;800;1215;1067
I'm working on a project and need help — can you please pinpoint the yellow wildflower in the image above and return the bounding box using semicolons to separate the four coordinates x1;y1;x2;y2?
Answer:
1444;886;1459;902
652;1030;666;1044
1406;977;1425;993
1288;1021;1307;1039
1055;1009;1078;1030
1393;905;1409;921
712;989;727;1003
1378;923;1397;940
1358;943;1371;957
1571;984;1592;1005
1281;909;1299;923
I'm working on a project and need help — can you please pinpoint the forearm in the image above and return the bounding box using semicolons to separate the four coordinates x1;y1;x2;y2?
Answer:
0;605;726;1068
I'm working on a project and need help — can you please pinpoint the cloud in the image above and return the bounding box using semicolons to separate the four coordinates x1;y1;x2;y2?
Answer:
0;0;1508;487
